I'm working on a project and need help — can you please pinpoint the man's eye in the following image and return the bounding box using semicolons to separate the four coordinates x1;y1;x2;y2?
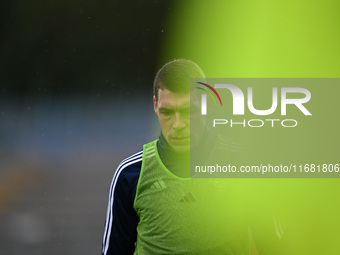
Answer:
161;110;172;115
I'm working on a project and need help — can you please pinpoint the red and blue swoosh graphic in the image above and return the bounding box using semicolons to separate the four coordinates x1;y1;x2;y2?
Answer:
196;82;222;106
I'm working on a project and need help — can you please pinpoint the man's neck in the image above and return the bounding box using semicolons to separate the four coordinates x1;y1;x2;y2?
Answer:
156;130;214;178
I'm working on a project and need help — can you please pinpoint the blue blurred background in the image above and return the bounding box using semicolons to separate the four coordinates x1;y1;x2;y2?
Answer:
0;1;168;254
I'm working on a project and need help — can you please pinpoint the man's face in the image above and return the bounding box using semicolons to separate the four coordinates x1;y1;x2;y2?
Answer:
154;88;204;153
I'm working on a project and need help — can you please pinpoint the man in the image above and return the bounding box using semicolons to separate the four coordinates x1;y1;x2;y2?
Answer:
102;59;288;254
102;59;215;255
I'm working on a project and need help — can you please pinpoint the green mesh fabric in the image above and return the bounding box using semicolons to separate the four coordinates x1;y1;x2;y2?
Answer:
133;140;249;255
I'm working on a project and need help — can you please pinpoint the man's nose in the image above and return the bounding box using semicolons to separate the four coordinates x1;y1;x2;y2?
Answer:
173;112;186;130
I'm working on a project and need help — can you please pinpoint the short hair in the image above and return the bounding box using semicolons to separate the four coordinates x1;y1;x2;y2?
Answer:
153;59;205;102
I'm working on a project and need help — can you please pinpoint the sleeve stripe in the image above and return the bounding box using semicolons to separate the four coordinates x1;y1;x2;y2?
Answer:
103;149;142;245
102;152;143;255
102;153;143;254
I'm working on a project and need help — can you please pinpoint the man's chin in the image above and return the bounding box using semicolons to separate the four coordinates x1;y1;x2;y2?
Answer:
170;143;190;153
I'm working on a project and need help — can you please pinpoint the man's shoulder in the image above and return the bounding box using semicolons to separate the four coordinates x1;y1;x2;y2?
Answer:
112;139;158;185
113;150;143;185
118;150;143;168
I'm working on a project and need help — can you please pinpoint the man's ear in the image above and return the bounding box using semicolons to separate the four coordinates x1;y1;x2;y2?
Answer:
153;95;157;113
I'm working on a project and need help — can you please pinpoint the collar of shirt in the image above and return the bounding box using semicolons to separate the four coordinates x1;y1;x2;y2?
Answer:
156;129;215;177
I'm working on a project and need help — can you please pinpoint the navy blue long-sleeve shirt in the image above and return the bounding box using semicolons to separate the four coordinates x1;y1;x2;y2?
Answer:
102;150;142;255
101;132;213;254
